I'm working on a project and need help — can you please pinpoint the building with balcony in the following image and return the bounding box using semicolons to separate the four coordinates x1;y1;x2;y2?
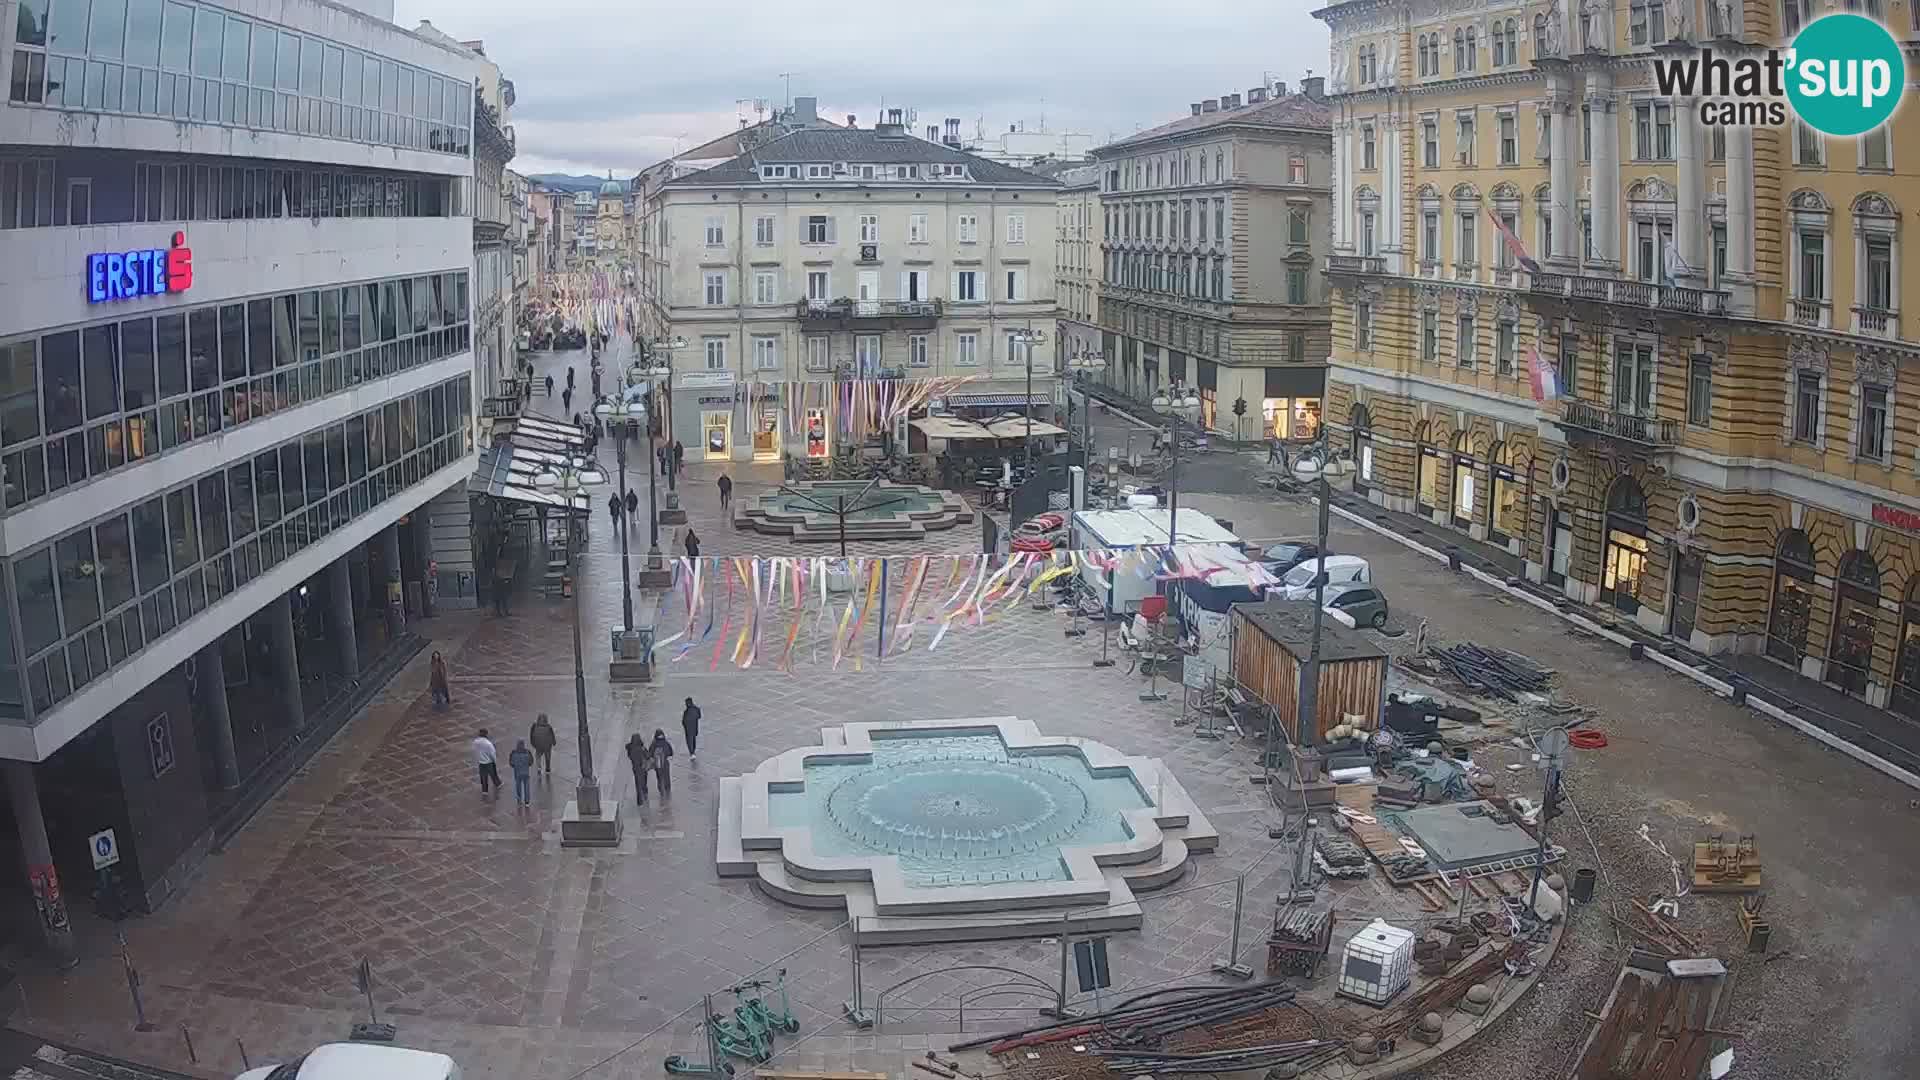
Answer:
1092;81;1333;441
0;0;481;933
1031;160;1104;366
649;113;1059;463
1314;0;1920;721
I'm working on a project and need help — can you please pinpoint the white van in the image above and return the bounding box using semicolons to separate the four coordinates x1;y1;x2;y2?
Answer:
237;1044;459;1080
1272;555;1371;600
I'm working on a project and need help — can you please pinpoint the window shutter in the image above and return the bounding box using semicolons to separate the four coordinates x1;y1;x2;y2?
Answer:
950;270;960;300
826;216;837;243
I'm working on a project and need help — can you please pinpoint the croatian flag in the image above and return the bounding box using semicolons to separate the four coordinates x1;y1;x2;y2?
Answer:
1487;205;1541;274
1528;346;1560;403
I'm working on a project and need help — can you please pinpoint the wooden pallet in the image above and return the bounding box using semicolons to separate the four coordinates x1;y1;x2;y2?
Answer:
1692;838;1762;893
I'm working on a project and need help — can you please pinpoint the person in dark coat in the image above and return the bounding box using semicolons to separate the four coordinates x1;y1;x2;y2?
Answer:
625;489;639;518
545;374;554;397
658;443;669;477
508;739;535;807
716;474;733;510
561;387;572;414
681;697;702;761
626;733;651;806
608;493;623;532
529;713;557;775
429;651;451;708
671;440;685;475
650;729;675;795
683;528;701;559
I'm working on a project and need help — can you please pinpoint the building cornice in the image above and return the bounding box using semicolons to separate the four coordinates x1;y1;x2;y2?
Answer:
1094;122;1332;158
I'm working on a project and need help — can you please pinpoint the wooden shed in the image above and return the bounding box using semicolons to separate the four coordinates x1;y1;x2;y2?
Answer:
1229;599;1390;745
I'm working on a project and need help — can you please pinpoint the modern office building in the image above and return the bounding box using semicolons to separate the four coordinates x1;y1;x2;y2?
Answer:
1092;82;1333;439
1314;0;1920;720
647;111;1059;463
0;0;481;949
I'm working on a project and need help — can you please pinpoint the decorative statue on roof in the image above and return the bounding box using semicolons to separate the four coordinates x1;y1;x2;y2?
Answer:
1544;0;1564;57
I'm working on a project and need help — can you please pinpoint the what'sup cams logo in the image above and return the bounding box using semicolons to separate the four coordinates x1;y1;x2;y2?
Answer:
1652;13;1904;137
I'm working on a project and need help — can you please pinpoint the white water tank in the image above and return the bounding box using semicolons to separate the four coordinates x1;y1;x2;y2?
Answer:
1338;919;1415;1006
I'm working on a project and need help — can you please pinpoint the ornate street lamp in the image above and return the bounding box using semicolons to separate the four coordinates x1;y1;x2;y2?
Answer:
539;458;621;847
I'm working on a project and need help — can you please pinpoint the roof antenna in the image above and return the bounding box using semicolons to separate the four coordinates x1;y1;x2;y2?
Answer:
778;72;795;109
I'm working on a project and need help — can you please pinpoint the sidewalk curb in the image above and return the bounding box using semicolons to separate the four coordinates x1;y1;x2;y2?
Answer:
1320;496;1920;793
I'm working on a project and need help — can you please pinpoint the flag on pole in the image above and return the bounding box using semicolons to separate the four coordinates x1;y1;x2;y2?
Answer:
1662;240;1694;284
1487;205;1541;274
1527;346;1560;403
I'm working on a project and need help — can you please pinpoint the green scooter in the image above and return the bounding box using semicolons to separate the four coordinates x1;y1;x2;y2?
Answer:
734;969;802;1041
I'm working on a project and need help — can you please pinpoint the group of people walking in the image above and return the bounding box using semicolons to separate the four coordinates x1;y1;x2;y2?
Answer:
463;692;706;812
626;697;700;805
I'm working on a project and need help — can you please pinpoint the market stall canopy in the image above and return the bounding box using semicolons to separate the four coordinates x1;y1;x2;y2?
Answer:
490;412;590;455
983;416;1068;439
910;416;996;441
468;444;594;513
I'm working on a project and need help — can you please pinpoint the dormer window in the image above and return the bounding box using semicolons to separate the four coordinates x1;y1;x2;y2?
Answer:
941;164;967;178
806;164;832;179
761;165;796;180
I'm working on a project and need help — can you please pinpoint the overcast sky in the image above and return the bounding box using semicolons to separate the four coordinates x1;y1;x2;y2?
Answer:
393;0;1331;178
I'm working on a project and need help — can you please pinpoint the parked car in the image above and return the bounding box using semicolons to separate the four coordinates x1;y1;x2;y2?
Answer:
237;1044;459;1080
1257;539;1323;575
1321;581;1391;629
1272;555;1372;600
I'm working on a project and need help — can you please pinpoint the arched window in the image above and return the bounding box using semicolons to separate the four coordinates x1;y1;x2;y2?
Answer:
1601;476;1650;613
1465;27;1478;70
1893;578;1920;718
1493;24;1507;65
1199;154;1207;184
1454;27;1466;70
1830;550;1882;695
1350;404;1375;493
1215;150;1225;181
1451;431;1479;530
1534;13;1549;56
1767;529;1816;663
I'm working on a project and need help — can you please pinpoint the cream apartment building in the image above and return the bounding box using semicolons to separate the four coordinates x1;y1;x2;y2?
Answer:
654;115;1060;463
1038;161;1105;363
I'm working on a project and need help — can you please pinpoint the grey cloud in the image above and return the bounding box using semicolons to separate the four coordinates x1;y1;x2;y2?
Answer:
398;0;1329;177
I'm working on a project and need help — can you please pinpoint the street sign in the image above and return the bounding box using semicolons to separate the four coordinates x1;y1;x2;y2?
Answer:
1183;658;1214;689
1072;937;1111;993
89;829;120;871
1538;727;1571;768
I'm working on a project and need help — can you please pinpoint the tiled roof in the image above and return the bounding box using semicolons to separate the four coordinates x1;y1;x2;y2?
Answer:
1098;95;1332;153
664;128;1062;188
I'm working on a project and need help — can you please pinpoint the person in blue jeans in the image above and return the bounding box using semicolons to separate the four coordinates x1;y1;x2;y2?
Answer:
508;739;534;808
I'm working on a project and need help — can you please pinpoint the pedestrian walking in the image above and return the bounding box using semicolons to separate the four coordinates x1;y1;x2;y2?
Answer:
429;651;451;709
472;728;501;796
508;739;534;807
625;489;639;519
657;444;669;477
529;713;557;775
561;387;572;413
683;528;701;560
671;440;685;476
566;366;575;389
609;493;623;532
717;474;733;511
681;697;702;761
545;374;554;398
1266;439;1281;465
626;732;651;806
650;729;675;796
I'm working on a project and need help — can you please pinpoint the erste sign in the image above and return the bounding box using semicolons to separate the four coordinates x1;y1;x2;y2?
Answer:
87;231;194;304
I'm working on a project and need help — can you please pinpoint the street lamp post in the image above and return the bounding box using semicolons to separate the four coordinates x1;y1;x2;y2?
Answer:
536;458;621;848
1009;328;1048;478
650;335;689;524
1150;386;1201;546
1065;352;1105;512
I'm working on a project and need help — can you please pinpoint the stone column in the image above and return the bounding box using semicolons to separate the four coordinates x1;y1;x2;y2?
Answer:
266;594;305;732
197;641;239;790
1382;119;1403;273
324;558;359;682
1589;75;1620;270
1547;79;1576;266
1332;120;1351;253
1726;123;1756;310
411;514;436;618
379;524;403;639
6;761;76;967
1675;97;1705;280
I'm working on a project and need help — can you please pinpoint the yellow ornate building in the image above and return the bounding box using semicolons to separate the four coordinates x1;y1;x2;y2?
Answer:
1314;0;1920;719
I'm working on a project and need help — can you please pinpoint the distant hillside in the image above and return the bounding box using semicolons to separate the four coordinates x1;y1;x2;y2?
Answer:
527;173;615;193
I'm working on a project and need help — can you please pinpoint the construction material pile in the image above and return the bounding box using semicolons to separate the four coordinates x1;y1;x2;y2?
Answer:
1313;836;1369;879
1428;643;1554;701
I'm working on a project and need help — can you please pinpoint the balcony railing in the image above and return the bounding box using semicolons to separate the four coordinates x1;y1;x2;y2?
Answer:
1791;297;1828;327
1560;399;1680;447
1326;254;1385;275
1531;272;1730;317
1853;304;1899;337
796;298;944;329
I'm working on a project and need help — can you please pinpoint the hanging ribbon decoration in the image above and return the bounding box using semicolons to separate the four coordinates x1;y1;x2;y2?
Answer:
709;568;736;672
830;559;861;670
889;555;931;656
781;560;808;672
845;559;883;672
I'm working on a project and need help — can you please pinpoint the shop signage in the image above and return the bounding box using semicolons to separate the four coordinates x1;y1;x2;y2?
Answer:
697;395;735;406
1871;502;1920;533
87;231;194;304
677;371;734;390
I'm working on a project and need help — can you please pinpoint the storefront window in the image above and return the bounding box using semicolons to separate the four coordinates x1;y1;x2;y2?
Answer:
1262;397;1321;440
1349;405;1373;495
753;406;780;460
703;410;731;459
1600;477;1649;614
1892;583;1920;719
1828;551;1880;697
1417;446;1443;515
805;408;828;458
1489;467;1525;543
1766;529;1815;664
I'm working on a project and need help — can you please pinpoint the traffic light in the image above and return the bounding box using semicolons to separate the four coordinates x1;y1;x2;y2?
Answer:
1232;397;1247;417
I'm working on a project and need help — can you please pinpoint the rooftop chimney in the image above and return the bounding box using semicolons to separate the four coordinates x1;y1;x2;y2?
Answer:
943;117;963;147
928;124;940;141
1227;93;1243;108
792;96;818;123
877;108;907;137
1201;99;1219;113
1274;80;1288;97
1248;86;1269;104
1301;76;1325;101
1191;103;1204;116
846;113;857;127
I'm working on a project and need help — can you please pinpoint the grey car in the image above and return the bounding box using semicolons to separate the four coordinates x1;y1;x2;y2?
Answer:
1322;582;1390;629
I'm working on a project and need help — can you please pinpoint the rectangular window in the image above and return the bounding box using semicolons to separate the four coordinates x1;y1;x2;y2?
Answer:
1860;384;1889;460
1287;207;1309;245
1635;105;1653;159
956;271;980;302
1614;342;1657;416
703;271;726;306
1422;120;1438;168
957;214;978;242
1361;126;1376;170
955;332;978;366
1688;356;1713;426
1456;314;1476;368
1793;372;1821;442
1004;268;1026;301
1499;115;1517;164
807;270;829;301
805;336;830;372
1423;212;1439;262
1214;199;1225;240
1865;235;1893;310
1862;127;1891;170
1712;224;1728;285
1496;213;1518;268
753;271;778;305
1798;231;1825;299
703;338;726;371
754;214;774;245
1559;331;1580;399
909;212;928;243
1796;120;1824;166
1456;115;1475;165
1355;301;1373;350
1637;221;1658;282
1457;213;1476;265
1007;213;1026;243
1496;322;1516;374
1287;268;1307;304
1654;104;1673;160
753;336;779;371
858;214;878;243
1287;332;1305;362
805;214;831;243
1421;311;1438;360
908;334;929;367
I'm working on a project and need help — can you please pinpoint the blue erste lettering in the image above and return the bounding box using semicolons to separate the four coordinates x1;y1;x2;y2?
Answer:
104;253;125;300
120;251;140;297
148;249;166;294
87;254;108;303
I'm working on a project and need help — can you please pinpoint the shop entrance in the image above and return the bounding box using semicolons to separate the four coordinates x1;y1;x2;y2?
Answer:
1827;550;1881;697
1450;432;1476;532
753;405;781;462
1545;503;1572;587
702;410;732;460
1349;405;1373;496
1599;476;1649;615
1670;551;1702;643
1765;529;1816;665
1891;582;1920;719
804;408;829;459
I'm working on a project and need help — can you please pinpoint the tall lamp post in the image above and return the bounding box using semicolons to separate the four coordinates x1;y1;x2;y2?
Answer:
627;355;675;586
537;457;622;847
1009;327;1048;477
1150;386;1201;545
649;335;689;524
1065;352;1105;511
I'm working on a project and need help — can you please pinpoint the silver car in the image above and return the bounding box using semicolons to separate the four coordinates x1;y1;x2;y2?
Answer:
1322;581;1390;629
